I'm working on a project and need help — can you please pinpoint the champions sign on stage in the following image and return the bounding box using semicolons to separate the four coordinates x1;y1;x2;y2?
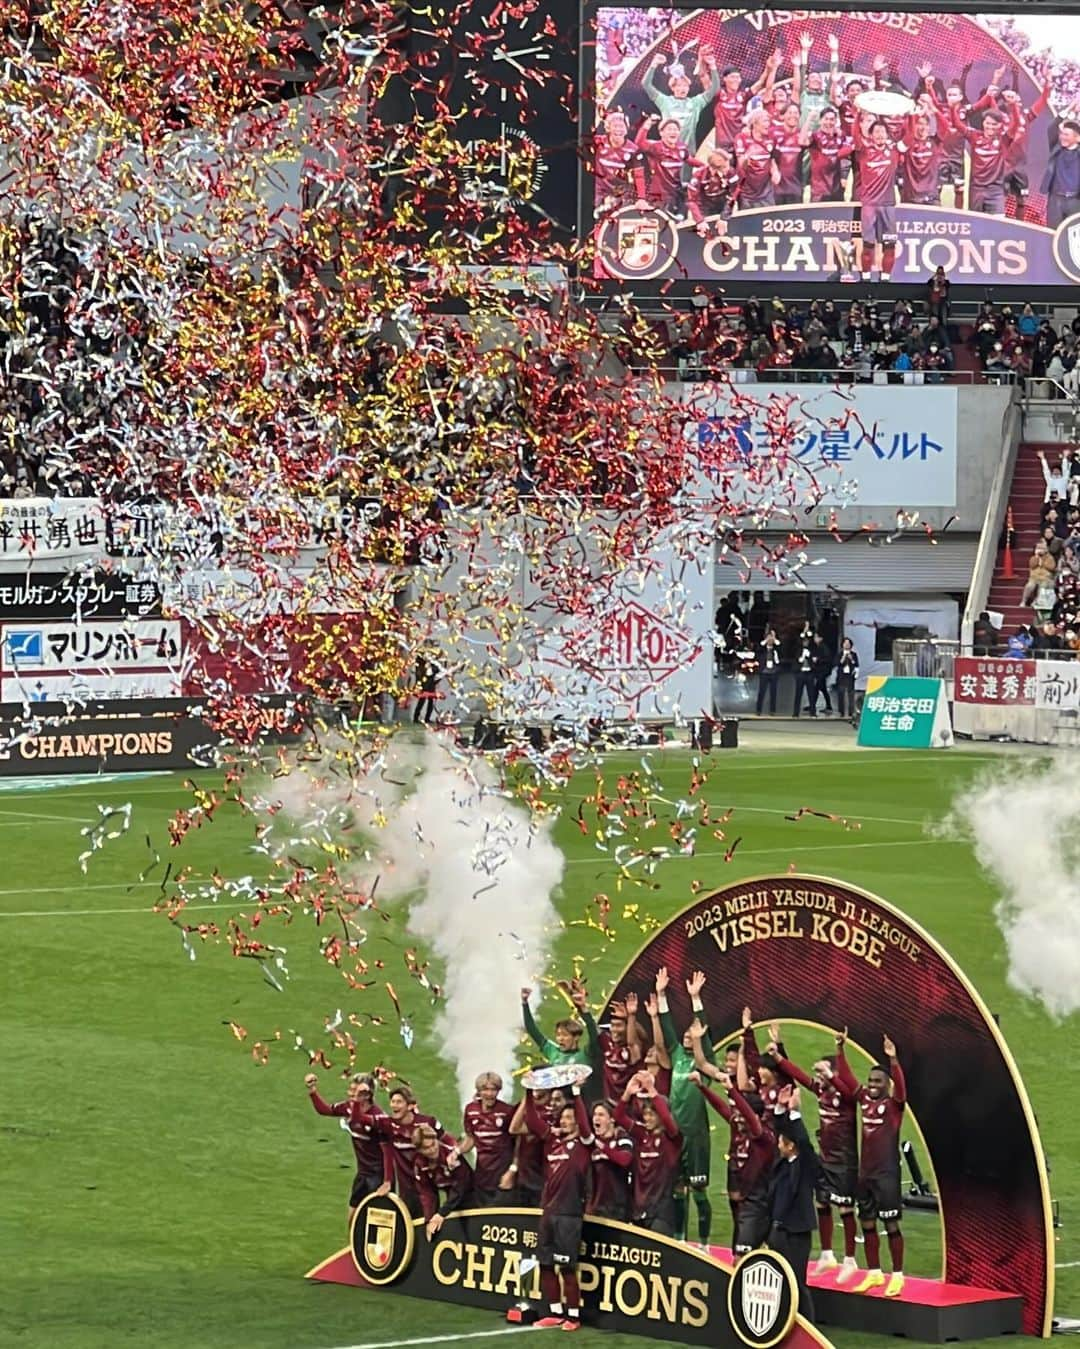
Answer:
590;7;1080;286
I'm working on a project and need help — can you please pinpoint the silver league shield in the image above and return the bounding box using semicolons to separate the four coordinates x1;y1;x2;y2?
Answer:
741;1258;784;1338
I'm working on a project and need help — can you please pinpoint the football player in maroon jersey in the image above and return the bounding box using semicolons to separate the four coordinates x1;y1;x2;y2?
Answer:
304;1072;393;1228
775;1030;861;1282
807;107;854;202
593;110;648;216
635;115;701;217
354;1085;454;1215
688;147;739;239
950;101;1020;215
458;1071;516;1207
835;1033;908;1297
853;116;901;279
588;1100;634;1221
713;49;782;151
523;1084;594;1330
901;113;945;206
735;108;781;209
413;1125;474;1240
772;102;809;205
692;1069;776;1254
614;1071;683;1235
508;1086;567;1208
999;83;1050;218
598;994;643;1102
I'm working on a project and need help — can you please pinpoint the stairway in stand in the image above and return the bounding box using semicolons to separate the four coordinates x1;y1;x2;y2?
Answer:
984;443;1057;640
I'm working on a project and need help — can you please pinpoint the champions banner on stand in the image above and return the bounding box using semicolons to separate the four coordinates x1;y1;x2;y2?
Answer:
605;876;1053;1337
308;1199;831;1349
590;7;1080;287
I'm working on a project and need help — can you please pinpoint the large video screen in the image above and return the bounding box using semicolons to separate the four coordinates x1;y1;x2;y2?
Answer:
589;7;1080;285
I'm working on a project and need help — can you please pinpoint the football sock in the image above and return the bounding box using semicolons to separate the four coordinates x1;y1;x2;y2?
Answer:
674;1192;688;1242
693;1191;712;1243
863;1227;881;1269
841;1211;857;1259
541;1268;561;1308
818;1208;834;1251
888;1231;904;1271
562;1273;580;1309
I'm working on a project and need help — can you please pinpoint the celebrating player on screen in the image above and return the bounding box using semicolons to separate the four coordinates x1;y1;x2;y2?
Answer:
523;1083;594;1330
901;113;945;206
592;111;648;216
635;115;701;216
853;116;901;278
713;49;781;150
643;47;720;149
773;103;810;204
836;1032;908;1298
735;108;781;208
807;107;853;202
950;100;1020;216
688;148;739;236
775;1032;861;1283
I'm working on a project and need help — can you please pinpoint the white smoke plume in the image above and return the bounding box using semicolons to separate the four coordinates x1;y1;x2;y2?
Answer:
949;761;1080;1018
271;734;565;1101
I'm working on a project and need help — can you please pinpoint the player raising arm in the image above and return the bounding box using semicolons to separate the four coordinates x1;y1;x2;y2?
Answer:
656;965;717;1245
775;1030;860;1281
304;1072;392;1229
692;1068;776;1255
352;1085;454;1216
523;1083;595;1330
458;1071;516;1208
521;982;600;1084
643;48;720;149
599;993;643;1102
592;110;648;216
836;1033;908;1297
614;1071;683;1235
950;96;1020;215
413;1125;474;1241
713;48;782;150
588;1100;635;1221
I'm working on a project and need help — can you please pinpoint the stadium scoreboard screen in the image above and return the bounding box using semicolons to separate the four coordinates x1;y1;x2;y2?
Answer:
584;3;1080;288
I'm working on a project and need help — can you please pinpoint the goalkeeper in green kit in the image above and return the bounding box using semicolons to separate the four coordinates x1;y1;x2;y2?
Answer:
655;964;716;1246
520;979;601;1100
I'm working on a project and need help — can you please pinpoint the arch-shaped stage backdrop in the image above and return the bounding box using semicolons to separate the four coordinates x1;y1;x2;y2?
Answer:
603;874;1054;1338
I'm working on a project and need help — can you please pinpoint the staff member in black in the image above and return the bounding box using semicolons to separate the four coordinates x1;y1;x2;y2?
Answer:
756;628;781;715
811;634;833;715
793;633;815;717
770;1089;819;1322
835;637;859;719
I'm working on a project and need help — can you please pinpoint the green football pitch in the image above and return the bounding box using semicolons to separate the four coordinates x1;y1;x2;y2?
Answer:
1;744;1076;1349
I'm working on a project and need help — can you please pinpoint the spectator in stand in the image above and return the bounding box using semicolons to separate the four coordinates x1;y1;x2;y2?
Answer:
1006;626;1033;658
973;611;998;656
1019;305;1040;343
1033;621;1062;658
1039;449;1072;500
918;315;951;362
1021;537;1057;607
926;266;950;323
1041;523;1065;561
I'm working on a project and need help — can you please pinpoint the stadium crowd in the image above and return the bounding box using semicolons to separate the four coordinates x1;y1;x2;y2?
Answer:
620;286;1080;385
304;969;909;1329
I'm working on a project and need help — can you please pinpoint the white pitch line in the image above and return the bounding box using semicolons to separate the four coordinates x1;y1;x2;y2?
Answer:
0;837;958;916
0;808;92;823
327;1329;537;1349
563;837;952;865
1057;1260;1080;1268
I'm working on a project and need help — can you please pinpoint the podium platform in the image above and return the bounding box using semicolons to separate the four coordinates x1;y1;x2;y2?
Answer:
707;1247;1023;1344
